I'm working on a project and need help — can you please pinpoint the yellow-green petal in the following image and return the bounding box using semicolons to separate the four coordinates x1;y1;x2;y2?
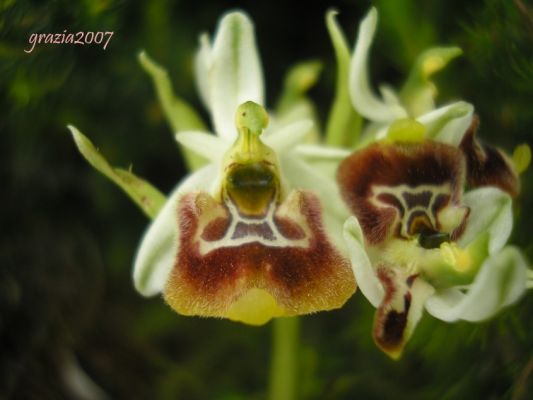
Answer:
138;51;207;170
512;143;531;174
400;46;462;117
69;125;166;219
276;59;322;115
386;118;426;143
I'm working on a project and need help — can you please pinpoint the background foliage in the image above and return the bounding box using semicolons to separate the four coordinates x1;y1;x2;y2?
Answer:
1;0;532;398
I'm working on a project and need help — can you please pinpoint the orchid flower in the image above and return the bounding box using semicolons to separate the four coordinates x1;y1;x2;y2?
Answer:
138;100;355;326
334;7;532;359
71;11;355;326
337;117;531;359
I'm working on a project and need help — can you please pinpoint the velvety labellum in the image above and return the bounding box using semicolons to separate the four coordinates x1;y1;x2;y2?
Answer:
164;189;356;325
337;141;468;244
459;116;520;197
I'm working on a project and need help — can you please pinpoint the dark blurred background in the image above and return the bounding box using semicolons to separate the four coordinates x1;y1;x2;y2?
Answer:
1;0;532;399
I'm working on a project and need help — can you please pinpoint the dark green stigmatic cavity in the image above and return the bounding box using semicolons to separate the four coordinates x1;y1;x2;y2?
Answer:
418;231;450;249
228;162;274;189
226;162;278;216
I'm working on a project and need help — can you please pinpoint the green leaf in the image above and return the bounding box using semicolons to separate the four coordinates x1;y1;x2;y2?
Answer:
324;9;362;147
69;125;166;219
138;51;207;171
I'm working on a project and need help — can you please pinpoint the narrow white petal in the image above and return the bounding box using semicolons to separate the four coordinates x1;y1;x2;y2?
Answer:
292;144;351;161
379;84;403;108
349;8;407;122
355;121;389;149
262;120;313;153
343;217;383;307
271;101;316;130
279;154;350;255
175;131;229;163
280;155;350;222
417;101;473;145
433;104;473;145
133;165;216;296
459;187;513;254
425;246;528;322
210;11;264;141
292;144;351;180
323;212;348;259
194;33;212;110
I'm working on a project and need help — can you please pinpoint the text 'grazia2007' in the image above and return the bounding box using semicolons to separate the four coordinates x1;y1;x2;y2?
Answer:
24;30;114;53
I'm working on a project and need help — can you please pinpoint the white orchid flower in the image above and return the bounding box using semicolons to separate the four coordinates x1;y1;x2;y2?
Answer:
332;7;532;359
71;11;355;327
337;126;530;359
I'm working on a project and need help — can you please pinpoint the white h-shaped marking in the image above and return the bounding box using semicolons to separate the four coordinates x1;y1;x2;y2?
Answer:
198;196;312;256
369;184;451;238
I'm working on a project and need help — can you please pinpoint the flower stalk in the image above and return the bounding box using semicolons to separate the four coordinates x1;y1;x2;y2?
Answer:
269;317;299;400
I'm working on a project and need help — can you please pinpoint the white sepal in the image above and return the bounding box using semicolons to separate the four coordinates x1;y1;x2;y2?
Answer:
343;216;383;307
263;119;313;153
349;7;407;123
194;33;213;110
210;11;264;141
133;165;216;296
459;187;513;254
425;246;528;322
175;131;228;163
417;101;473;145
293;144;351;161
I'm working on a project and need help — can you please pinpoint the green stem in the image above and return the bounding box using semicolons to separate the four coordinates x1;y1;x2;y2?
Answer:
268;317;300;400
